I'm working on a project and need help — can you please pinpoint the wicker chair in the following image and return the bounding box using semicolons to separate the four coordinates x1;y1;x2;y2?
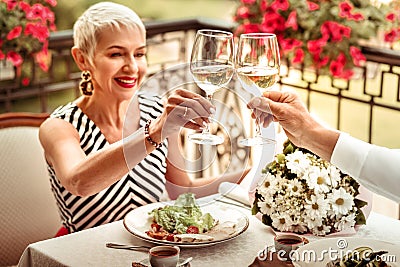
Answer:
0;112;61;266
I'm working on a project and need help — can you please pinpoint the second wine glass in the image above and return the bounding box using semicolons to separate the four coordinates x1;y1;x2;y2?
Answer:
189;29;235;145
236;33;280;146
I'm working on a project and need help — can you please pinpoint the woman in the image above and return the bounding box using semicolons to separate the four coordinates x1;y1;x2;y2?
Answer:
39;2;247;234
248;90;400;203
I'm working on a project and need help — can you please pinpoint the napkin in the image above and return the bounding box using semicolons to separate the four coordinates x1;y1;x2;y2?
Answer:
218;182;251;207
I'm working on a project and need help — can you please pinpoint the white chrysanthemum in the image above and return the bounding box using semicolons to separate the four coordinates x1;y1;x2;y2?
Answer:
328;187;354;215
334;213;356;231
271;213;294;232
273;194;290;214
305;215;324;229
285;150;311;176
305;194;329;219
327;165;341;188
257;173;278;197
287;178;304;196
258;201;273;216
312;224;331;236
306;166;332;193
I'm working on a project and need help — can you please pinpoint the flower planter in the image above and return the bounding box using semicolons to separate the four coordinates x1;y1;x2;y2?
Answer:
0;61;15;81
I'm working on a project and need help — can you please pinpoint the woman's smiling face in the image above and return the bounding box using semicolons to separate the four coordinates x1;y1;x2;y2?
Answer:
90;25;147;100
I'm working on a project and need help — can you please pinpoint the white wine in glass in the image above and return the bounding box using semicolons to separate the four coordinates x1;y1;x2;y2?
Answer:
189;29;235;145
236;33;280;146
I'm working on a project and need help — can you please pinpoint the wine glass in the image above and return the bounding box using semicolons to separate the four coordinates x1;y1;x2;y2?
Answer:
235;33;280;146
189;29;235;145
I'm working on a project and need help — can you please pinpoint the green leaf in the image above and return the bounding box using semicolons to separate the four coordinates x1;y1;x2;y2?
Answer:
354;198;368;209
355;209;367;225
251;198;259;215
261;214;272;226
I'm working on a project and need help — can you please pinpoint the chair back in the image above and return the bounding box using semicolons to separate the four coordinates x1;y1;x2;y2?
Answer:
0;112;61;266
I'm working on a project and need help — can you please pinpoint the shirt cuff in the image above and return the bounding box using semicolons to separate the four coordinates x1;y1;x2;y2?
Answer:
331;133;372;178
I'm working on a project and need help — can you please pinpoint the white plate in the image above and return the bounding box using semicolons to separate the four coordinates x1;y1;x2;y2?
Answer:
292;237;400;267
123;201;249;248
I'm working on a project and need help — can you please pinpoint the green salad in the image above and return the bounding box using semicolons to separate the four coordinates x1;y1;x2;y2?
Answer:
149;193;215;234
327;247;390;267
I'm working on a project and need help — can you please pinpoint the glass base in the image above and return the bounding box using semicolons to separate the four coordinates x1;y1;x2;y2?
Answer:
238;135;276;147
188;133;224;145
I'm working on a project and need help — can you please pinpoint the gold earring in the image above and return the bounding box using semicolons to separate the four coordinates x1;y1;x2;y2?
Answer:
79;70;93;96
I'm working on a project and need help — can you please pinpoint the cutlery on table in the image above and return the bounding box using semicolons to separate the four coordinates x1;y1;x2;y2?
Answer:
214;198;251;209
178;257;193;266
106;242;151;252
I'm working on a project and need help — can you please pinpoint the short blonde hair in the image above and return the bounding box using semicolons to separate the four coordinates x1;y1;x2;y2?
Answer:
73;2;146;65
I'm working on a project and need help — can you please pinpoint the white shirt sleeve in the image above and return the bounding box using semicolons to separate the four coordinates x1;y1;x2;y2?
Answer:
331;133;400;203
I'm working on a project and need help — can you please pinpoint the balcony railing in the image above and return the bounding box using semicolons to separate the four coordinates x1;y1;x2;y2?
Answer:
1;17;400;146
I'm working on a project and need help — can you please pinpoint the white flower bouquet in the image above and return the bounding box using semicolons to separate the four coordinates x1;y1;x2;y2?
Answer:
252;140;367;236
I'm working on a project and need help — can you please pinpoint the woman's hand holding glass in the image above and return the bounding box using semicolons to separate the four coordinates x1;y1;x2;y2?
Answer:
189;29;235;145
235;33;280;146
159;89;215;139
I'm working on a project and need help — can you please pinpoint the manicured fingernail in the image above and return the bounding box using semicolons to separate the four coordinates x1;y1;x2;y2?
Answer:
210;107;216;114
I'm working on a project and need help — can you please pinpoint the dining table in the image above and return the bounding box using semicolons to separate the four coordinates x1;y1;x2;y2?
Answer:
18;193;400;267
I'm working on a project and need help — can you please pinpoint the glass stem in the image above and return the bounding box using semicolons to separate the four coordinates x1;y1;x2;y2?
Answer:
203;94;213;134
254;108;262;137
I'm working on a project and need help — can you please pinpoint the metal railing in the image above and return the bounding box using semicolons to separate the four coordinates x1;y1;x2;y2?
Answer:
1;17;400;146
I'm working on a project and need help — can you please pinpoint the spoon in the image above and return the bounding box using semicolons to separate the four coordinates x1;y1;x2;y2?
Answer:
178;256;193;266
106;242;151;252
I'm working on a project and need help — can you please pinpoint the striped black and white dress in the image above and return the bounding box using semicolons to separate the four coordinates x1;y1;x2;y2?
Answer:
47;93;168;233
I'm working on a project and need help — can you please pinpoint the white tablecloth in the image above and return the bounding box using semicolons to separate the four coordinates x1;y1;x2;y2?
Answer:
18;195;400;267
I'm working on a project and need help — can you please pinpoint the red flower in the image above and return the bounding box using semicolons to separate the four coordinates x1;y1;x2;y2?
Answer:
349;13;364;21
307;1;319;11
0;50;5;61
339;1;365;21
337;53;347;65
386;12;397;22
281;38;302;52
285;11;298;31
313;54;329;67
340;69;354;79
7;26;22;40
6;51;23;67
271;0;289;11
349;46;366;66
44;0;57;7
384;29;399;43
307;38;327;55
4;0;18;10
261;11;286;32
321;21;351;42
330;59;344;77
261;12;285;32
241;0;256;4
19;1;30;12
260;0;268;11
237;23;260;34
236;6;251;19
26;3;49;22
34;46;50;72
22;77;30;86
292;48;304;64
24;23;50;42
339;1;353;18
